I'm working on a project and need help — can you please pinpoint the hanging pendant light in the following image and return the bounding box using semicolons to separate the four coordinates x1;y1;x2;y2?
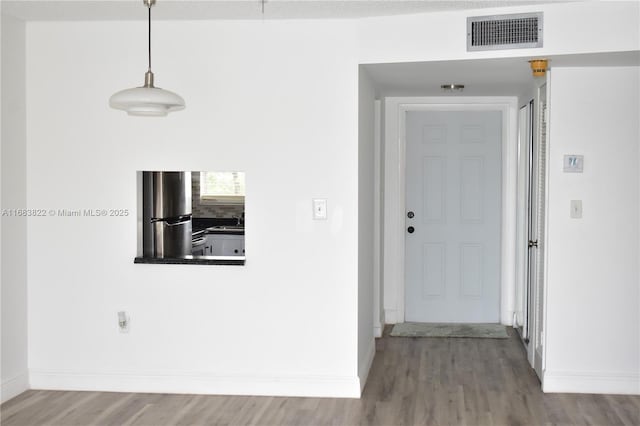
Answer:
110;0;185;117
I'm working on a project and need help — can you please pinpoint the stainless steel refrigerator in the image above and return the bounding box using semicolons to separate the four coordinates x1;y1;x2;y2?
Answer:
142;171;192;258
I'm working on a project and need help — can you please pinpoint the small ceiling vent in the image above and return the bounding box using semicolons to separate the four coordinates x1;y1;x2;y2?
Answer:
467;12;543;51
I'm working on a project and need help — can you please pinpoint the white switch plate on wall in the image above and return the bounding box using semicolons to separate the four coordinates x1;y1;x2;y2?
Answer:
313;199;327;220
118;311;130;333
570;200;582;218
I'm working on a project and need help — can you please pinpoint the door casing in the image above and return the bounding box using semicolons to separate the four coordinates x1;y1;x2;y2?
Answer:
383;97;518;325
513;78;551;376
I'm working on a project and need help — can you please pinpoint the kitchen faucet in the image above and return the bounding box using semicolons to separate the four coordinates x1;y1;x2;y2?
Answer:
233;212;245;227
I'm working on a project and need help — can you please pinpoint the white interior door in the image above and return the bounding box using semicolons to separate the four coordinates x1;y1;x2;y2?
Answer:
404;110;502;323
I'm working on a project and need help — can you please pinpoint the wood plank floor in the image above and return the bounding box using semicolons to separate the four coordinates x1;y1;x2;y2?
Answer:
2;327;639;425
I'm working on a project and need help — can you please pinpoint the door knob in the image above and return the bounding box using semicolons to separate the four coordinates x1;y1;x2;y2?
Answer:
407;226;415;234
407;211;415;219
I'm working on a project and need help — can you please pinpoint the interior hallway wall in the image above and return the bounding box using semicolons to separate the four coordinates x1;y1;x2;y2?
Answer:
358;67;376;388
26;20;361;398
1;12;29;403
543;66;640;394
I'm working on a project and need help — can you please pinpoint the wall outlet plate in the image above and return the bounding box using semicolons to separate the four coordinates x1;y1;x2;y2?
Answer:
312;199;327;220
563;155;584;173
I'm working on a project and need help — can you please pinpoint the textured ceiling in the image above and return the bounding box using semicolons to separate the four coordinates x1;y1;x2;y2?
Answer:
2;0;565;21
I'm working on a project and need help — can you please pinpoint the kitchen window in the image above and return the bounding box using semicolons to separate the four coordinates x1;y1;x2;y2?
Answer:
199;171;245;204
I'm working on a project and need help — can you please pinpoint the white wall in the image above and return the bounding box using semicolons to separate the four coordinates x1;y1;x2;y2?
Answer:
543;66;640;394
358;1;640;64
357;67;375;388
1;12;29;403
26;20;361;397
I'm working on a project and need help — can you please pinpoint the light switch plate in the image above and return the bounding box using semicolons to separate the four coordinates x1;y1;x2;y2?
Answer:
570;200;582;219
313;199;327;220
117;311;130;333
563;155;584;173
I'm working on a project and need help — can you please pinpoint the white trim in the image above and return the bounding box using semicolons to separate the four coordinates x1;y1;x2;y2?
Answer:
358;339;376;393
535;346;544;381
384;308;399;324
373;324;383;338
29;369;361;399
373;99;383;339
543;370;640;395
383;96;518;325
530;79;550;379
1;371;29;403
540;73;552;379
514;103;529;335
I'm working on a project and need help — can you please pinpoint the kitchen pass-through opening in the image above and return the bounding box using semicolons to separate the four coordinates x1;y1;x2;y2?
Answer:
134;170;246;265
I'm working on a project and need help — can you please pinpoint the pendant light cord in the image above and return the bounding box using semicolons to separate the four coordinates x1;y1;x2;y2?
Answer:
143;1;155;88
148;5;152;72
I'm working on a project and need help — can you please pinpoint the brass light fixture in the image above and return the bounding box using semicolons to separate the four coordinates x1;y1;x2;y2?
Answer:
529;59;549;77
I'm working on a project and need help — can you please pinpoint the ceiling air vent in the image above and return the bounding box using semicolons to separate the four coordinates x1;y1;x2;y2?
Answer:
467;12;543;51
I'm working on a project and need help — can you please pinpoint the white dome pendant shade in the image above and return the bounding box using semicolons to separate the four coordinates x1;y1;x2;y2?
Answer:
109;0;185;117
110;71;185;117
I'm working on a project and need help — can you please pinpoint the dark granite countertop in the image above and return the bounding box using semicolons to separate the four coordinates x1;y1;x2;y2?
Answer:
193;217;241;232
134;256;245;266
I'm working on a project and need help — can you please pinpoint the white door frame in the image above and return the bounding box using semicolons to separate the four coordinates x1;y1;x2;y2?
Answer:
373;99;383;338
383;97;518;325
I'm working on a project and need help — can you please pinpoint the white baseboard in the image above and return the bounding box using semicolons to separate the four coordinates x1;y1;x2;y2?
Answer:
358;339;376;393
543;370;640;395
501;310;514;326
384;309;399;324
373;322;383;338
29;369;361;398
1;371;29;403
